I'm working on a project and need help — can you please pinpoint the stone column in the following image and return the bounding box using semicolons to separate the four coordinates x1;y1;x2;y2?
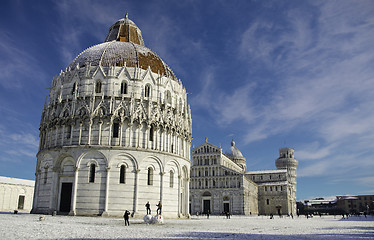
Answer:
31;171;41;213
178;175;182;217
145;125;150;149
61;125;65;146
88;119;92;145
50;167;60;214
78;123;83;145
54;126;59;147
70;123;74;145
133;169;140;215
98;121;103;145
128;123;133;147
136;124;141;148
119;122;123;146
160;172;165;204
185;177;190;216
69;167;79;216
108;120;113;146
102;167;111;216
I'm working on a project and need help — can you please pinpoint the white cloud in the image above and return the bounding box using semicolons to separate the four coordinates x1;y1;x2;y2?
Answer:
0;31;48;89
0;124;38;163
192;1;374;184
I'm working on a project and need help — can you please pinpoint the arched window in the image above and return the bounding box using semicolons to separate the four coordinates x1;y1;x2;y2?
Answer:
147;167;153;185
113;122;119;138
44;167;48;184
166;90;171;104
149;125;154;141
120;81;127;94
89;164;96;183
95;80;102;93
179;98;183;112
120;165;126;184
71;83;76;95
66;125;71;139
169;170;174;188
145;84;151;98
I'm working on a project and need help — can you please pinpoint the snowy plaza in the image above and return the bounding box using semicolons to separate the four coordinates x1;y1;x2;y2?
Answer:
1;214;373;239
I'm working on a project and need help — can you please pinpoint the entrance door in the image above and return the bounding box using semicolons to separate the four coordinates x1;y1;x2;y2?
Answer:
18;196;25;210
59;183;72;212
203;199;210;214
224;203;230;213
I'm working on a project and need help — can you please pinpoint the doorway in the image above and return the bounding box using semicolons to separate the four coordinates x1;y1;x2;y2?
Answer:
203;199;210;214
59;182;72;213
18;196;25;210
224;203;230;213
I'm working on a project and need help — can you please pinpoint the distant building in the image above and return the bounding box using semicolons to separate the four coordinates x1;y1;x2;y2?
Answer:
190;139;298;215
300;195;374;215
336;195;374;214
301;198;339;215
0;176;34;213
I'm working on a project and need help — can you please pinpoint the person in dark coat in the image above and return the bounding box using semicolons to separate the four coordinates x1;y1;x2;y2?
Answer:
123;210;130;226
145;201;151;215
156;201;162;215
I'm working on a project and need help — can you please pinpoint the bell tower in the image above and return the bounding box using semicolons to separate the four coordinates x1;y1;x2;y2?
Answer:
276;148;298;215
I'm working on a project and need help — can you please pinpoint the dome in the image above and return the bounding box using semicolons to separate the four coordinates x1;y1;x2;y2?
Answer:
67;14;177;81
230;140;244;158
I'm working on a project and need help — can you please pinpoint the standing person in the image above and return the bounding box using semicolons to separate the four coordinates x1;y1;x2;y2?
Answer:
123;210;130;226
145;201;151;215
156;201;162;215
207;210;210;219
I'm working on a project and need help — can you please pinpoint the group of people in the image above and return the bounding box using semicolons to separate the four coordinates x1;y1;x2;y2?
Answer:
123;201;163;226
145;201;162;215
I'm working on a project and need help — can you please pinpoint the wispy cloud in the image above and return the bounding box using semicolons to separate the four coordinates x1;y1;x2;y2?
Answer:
192;1;374;184
0;31;48;89
0;124;39;163
52;0;125;66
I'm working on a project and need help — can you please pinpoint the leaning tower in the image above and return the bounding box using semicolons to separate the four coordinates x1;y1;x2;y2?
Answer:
31;14;192;218
276;148;298;215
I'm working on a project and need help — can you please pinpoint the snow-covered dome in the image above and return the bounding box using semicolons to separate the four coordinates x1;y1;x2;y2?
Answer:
230;140;244;158
67;13;177;80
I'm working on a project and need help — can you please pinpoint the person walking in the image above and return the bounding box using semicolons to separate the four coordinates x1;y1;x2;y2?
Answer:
124;210;130;226
145;201;151;215
156;201;162;215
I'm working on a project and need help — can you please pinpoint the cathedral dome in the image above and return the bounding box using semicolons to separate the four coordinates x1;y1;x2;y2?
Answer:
230;140;244;158
67;14;177;81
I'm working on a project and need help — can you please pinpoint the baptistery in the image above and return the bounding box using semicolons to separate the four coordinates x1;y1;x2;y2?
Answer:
31;14;192;218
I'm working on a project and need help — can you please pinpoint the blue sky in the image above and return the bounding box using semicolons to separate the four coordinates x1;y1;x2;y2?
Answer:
0;0;373;200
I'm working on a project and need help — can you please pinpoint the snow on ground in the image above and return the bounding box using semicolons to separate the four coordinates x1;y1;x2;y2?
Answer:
1;213;373;239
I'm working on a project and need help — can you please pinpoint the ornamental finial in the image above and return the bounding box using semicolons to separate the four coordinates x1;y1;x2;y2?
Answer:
125;12;128;19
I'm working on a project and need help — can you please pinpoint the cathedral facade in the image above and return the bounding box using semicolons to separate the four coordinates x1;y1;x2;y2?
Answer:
190;139;298;216
31;15;192;218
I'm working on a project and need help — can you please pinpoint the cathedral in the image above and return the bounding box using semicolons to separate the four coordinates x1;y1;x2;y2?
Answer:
31;14;192;218
190;139;298;216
